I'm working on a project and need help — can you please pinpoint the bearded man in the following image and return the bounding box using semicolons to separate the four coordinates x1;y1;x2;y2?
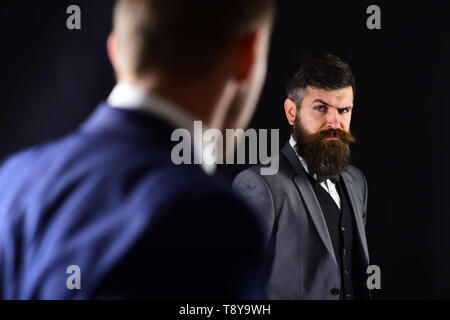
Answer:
232;53;371;300
0;0;275;299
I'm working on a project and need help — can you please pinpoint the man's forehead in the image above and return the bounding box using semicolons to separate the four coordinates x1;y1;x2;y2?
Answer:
305;86;354;105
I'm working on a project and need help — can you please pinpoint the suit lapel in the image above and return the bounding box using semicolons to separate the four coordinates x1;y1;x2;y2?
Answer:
281;143;338;268
340;171;370;265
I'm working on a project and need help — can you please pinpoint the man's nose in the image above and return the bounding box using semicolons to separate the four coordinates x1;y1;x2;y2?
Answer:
324;109;340;129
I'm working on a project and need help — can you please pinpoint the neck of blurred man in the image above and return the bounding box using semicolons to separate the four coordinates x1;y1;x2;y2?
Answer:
117;64;240;134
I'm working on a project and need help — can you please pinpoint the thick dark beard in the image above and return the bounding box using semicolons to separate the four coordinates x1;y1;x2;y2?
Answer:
293;116;356;177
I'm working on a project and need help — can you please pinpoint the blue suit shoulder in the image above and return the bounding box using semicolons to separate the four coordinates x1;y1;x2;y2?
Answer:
0;131;265;299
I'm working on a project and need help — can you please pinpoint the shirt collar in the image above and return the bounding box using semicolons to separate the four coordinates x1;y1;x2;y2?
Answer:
107;83;216;175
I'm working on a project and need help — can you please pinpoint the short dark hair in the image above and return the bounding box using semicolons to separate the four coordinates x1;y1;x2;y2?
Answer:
286;53;355;107
114;0;276;80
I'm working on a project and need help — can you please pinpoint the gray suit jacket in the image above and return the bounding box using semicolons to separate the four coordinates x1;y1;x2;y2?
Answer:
232;141;370;300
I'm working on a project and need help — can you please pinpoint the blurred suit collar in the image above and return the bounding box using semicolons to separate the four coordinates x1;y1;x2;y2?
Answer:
107;82;216;175
108;83;194;131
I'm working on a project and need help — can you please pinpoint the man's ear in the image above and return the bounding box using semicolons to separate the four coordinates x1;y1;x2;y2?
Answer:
284;98;297;125
235;31;260;82
107;31;118;69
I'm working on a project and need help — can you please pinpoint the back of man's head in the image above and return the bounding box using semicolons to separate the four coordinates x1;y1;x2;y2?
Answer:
112;0;275;81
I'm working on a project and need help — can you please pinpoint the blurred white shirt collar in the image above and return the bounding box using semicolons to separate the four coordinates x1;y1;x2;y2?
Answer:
108;82;216;175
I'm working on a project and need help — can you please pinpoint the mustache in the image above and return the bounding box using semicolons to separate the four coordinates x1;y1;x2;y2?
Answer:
306;128;356;145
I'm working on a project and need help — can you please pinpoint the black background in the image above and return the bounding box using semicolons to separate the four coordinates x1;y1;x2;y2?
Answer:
1;0;450;299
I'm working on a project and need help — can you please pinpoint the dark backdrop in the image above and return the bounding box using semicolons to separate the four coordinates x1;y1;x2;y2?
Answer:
1;0;449;299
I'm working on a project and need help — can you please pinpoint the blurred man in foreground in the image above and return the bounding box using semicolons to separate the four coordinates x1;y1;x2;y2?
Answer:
0;0;275;299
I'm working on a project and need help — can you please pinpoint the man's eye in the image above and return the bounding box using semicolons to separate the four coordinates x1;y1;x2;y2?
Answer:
339;108;350;113
315;105;326;112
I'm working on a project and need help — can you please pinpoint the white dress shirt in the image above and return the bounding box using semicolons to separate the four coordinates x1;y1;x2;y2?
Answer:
107;82;216;175
289;135;341;209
